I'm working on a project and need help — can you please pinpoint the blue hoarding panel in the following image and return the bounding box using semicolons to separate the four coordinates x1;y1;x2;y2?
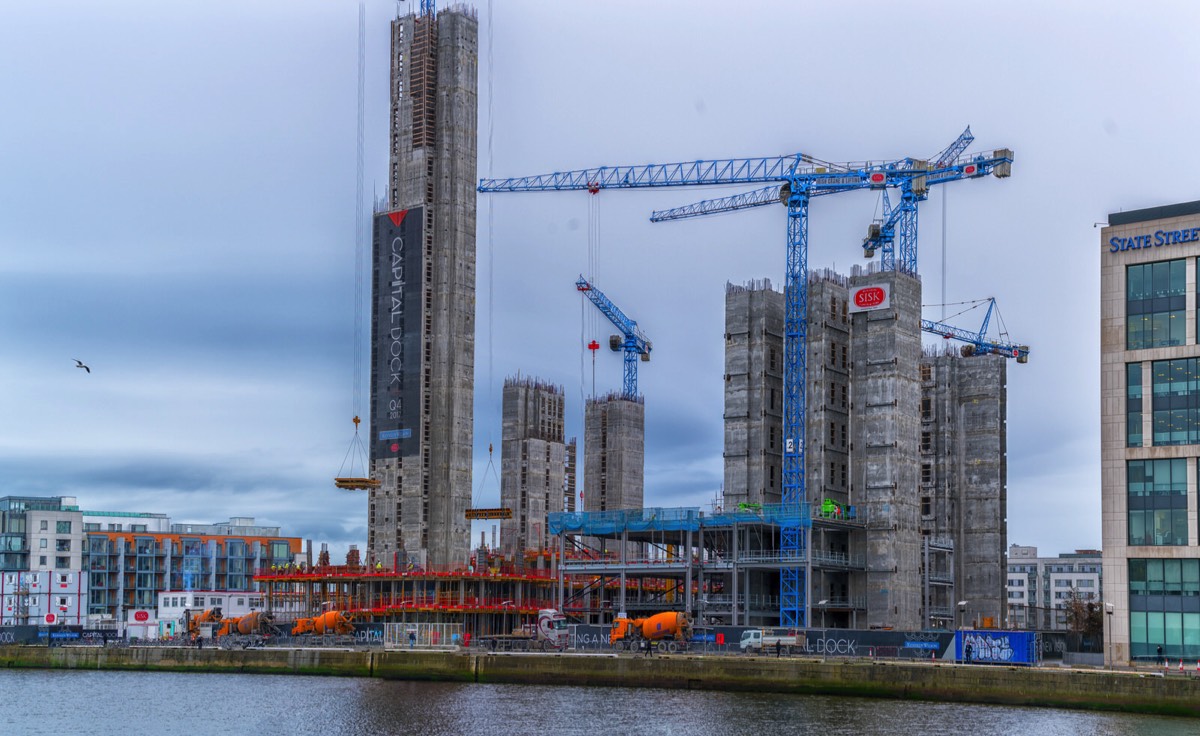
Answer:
956;630;1040;665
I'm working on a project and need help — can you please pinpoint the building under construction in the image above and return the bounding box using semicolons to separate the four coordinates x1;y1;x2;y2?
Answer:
367;3;478;570
720;267;1007;629
500;376;566;558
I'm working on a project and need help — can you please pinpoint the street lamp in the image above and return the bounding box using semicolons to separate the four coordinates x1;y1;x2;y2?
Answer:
1105;603;1114;670
957;601;969;630
817;600;829;629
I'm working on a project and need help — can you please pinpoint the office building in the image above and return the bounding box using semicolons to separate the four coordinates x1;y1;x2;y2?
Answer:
1100;199;1200;664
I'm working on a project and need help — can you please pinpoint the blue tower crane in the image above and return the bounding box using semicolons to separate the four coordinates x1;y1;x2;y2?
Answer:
922;298;1029;362
420;0;435;17
478;132;1013;627
575;276;652;399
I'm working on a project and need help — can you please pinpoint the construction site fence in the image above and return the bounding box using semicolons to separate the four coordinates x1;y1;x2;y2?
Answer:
382;622;465;649
549;504;812;537
567;625;957;659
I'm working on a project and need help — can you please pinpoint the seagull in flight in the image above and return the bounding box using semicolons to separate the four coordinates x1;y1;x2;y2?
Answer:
74;359;90;373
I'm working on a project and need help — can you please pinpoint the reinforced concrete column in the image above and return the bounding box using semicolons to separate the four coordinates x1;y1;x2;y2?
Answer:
619;528;628;616
557;533;565;611
731;523;738;626
685;528;693;615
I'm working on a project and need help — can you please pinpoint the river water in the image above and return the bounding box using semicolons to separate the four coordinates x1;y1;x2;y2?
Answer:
1;668;1194;735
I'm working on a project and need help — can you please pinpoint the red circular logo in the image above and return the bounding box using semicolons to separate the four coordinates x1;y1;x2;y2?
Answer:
963;164;978;176
134;610;149;622
44;613;56;624
854;287;886;308
868;172;886;185
390;443;400;452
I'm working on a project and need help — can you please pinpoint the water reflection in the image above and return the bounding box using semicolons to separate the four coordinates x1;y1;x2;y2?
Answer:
1;669;1194;736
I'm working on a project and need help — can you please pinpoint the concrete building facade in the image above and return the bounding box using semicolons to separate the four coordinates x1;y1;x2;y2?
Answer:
1007;544;1102;631
500;376;566;557
584;394;645;516
722;280;785;509
368;4;478;569
722;267;1008;630
1100;199;1200;664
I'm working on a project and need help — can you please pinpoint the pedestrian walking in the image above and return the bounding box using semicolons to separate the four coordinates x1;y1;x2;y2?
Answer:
1158;645;1164;665
775;639;782;658
964;642;973;664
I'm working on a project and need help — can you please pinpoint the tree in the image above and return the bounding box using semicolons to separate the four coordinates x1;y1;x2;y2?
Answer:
1064;589;1103;637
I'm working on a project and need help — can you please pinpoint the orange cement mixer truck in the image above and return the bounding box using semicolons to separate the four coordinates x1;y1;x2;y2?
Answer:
609;611;692;653
291;610;354;636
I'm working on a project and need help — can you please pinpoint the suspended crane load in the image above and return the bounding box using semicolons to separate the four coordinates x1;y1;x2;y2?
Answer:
335;416;380;490
480;129;1013;628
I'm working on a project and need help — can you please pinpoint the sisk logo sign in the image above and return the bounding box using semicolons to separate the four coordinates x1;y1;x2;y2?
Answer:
848;283;890;313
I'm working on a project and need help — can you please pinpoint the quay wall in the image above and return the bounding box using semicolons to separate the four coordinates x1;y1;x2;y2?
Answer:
3;646;1199;718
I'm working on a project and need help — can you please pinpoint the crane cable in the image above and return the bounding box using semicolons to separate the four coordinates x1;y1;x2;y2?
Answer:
337;0;370;483
473;0;497;512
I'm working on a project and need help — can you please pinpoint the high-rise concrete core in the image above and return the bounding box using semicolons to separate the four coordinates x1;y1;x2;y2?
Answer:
722;280;785;509
500;376;566;558
722;268;1007;630
368;4;478;569
584;394;645;513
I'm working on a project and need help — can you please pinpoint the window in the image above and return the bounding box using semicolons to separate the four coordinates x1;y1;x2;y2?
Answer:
57;573;68;584
39;556;46;566
57;596;68;607
1128;362;1143;447
131;524;147;533
921;431;932;453
1128;558;1200;660
39;539;47;549
1151;358;1200;445
921;464;933;484
921;397;933;421
56;521;71;534
1127;260;1185;349
920;364;932;382
83;523;99;532
1010;579;1024;587
56;539;70;552
921;497;931;516
1127;458;1188;546
108;524;122;531
194;596;205;607
39;520;48;531
55;556;68;568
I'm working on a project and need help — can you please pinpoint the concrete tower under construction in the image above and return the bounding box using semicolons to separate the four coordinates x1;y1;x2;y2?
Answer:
722;268;1007;630
584;394;645;514
499;376;566;559
368;4;478;569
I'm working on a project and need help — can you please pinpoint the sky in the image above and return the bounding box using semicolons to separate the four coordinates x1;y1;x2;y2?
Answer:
3;0;1198;562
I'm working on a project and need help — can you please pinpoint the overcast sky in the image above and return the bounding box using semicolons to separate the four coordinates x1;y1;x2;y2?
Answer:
3;0;1197;562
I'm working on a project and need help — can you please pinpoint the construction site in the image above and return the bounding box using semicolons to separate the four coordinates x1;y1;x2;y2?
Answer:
301;0;1027;642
